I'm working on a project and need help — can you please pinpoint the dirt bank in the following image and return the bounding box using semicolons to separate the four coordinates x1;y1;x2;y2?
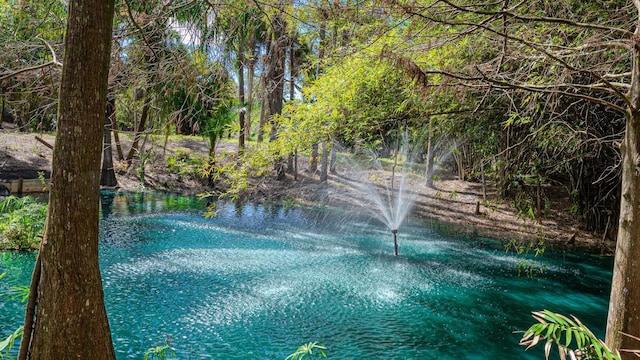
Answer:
0;131;611;253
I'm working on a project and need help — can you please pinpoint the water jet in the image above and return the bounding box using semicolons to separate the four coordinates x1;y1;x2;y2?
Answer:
334;129;425;255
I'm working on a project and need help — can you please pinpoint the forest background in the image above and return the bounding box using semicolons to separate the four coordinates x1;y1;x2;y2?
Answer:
1;0;625;238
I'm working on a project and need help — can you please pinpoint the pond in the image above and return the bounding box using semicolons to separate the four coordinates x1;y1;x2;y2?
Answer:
0;192;612;359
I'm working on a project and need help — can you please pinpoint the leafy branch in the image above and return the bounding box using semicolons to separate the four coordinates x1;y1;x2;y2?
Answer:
519;310;619;360
284;342;327;360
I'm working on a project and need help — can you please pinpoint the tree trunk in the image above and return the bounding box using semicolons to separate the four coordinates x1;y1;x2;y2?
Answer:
238;53;246;156
125;92;150;166
246;58;255;143
265;10;287;181
257;76;267;142
1;96;5;127
286;154;294;174
425;117;435;188
245;34;257;143
329;141;337;174
605;20;640;358
271;120;286;180
606;110;640;358
100;96;118;187
309;15;326;177
294;147;298;180
309;143;319;173
320;141;329;182
111;110;124;161
285;38;296;175
20;0;116;359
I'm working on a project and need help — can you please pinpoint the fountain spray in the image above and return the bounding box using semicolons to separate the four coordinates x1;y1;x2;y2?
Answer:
391;229;398;256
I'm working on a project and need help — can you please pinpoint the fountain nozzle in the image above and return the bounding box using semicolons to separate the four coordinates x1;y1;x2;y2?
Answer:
391;229;398;256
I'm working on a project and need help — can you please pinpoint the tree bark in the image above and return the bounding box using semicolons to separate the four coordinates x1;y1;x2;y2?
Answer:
21;0;116;358
125;92;150;166
265;9;287;180
245;35;256;143
257;91;266;142
100;96;118;187
246;63;254;143
425;117;435;188
309;143;319;173
320;141;329;182
111;113;124;161
238;55;246;156
606;111;640;359
605;17;640;358
329;141;337;174
1;96;5;127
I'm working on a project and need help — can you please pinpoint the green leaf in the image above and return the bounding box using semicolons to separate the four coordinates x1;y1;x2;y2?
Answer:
564;329;572;348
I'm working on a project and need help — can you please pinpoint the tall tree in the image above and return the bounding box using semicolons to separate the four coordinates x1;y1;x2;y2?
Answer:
376;0;638;356
19;0;116;358
210;2;266;154
265;3;289;180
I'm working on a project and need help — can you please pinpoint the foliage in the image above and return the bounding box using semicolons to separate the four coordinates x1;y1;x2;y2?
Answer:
284;342;327;360
143;344;177;360
520;310;619;360
166;148;211;181
287;47;428;152
0;326;22;360
504;238;547;278
0;0;66;131
0;196;47;250
0;272;28;360
206;100;235;156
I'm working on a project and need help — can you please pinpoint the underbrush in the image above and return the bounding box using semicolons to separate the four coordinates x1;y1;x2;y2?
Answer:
166;147;211;181
0;196;46;250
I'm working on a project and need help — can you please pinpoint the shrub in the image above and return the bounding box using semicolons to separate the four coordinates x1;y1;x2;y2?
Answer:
0;196;47;250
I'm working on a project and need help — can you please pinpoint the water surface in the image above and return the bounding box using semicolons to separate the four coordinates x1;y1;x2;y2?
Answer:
0;192;613;359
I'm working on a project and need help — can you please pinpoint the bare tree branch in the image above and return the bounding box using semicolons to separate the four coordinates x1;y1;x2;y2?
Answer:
0;38;62;82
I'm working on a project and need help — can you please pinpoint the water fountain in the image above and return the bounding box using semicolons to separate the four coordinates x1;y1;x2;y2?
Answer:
334;129;425;255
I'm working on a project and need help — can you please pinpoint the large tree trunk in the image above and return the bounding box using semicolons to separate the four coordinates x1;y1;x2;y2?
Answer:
308;15;326;177
265;10;287;180
100;96;118;187
20;0;116;359
606;58;640;360
607;112;640;358
606;20;640;358
286;40;296;175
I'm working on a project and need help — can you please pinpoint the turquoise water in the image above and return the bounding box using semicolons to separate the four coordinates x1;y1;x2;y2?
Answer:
0;193;612;359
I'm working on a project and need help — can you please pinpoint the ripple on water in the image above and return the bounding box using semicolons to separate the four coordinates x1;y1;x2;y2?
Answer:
52;205;615;359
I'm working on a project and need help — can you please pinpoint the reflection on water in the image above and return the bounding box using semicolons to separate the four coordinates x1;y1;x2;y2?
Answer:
1;192;613;360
